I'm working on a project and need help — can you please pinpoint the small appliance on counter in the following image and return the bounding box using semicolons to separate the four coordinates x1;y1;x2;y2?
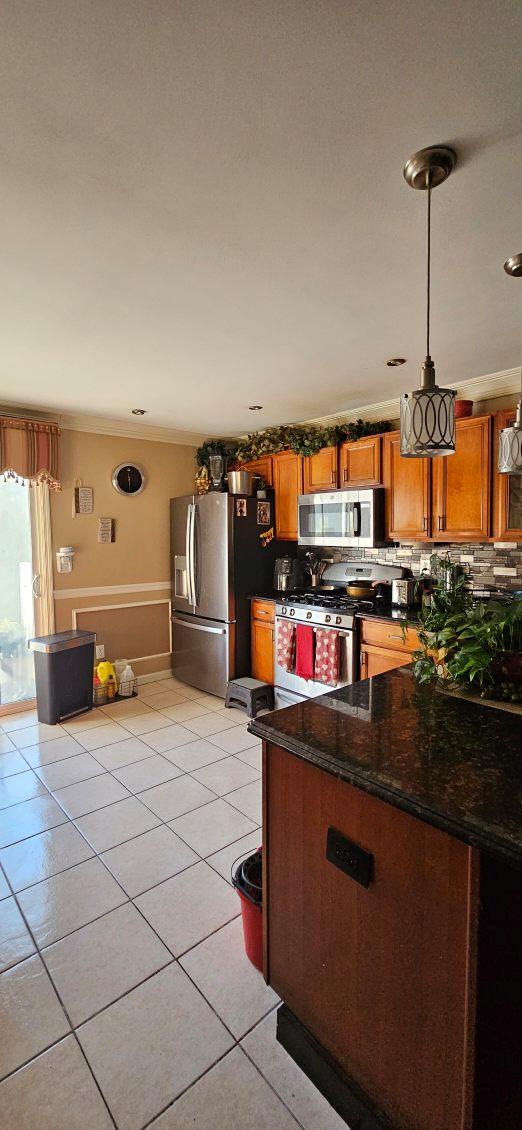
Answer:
391;577;417;608
273;555;307;593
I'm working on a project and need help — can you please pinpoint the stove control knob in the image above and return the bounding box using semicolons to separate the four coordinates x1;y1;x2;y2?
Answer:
306;611;312;620
282;606;287;615
290;608;295;616
335;615;342;625
325;614;331;623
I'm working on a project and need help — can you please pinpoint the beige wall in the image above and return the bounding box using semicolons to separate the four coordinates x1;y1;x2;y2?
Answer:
51;429;196;674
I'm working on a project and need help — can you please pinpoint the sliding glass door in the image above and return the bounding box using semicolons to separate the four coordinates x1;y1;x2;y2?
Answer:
0;481;53;710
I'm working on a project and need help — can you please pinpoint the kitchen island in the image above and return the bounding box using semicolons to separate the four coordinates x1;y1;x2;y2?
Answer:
249;669;522;1130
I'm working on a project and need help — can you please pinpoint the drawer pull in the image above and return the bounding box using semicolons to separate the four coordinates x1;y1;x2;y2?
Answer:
388;633;403;640
326;827;373;888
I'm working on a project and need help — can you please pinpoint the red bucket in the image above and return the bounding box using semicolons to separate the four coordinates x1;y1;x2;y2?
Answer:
232;850;263;973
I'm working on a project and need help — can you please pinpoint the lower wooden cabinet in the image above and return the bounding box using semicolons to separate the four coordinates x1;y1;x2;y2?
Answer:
273;451;303;540
303;446;338;492
359;618;420;679
251;599;275;684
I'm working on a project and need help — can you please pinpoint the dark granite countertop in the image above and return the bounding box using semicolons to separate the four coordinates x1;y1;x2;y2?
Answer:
250;668;522;867
356;606;421;625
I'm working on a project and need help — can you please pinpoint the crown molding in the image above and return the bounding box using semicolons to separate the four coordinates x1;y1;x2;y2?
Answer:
303;367;521;428
0;402;204;447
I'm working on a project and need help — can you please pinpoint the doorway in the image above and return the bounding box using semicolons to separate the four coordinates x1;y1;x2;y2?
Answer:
0;481;54;712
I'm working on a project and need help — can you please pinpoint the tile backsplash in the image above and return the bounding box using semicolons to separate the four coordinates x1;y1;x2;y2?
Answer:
331;542;522;591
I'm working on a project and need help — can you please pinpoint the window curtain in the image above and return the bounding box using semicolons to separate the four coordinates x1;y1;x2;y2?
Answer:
0;416;61;489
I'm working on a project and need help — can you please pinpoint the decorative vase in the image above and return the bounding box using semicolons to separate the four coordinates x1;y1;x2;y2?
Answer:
455;399;473;419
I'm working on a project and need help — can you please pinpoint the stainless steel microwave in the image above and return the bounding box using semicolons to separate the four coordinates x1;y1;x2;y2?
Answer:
298;488;385;548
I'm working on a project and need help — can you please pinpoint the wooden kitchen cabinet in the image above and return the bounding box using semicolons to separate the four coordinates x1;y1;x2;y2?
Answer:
241;455;273;487
432;415;491;541
273;451;303;540
251;599;275;684
302;446;338;493
359;618;420;679
339;435;382;487
264;743;478;1130
494;407;522;540
383;431;430;540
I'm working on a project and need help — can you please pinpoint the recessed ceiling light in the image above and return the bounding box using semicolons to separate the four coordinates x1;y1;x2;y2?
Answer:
132;408;146;415
386;358;406;367
248;405;263;411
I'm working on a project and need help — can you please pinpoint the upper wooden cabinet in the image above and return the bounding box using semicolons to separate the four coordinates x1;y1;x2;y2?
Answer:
339;435;382;487
432;415;491;541
303;446;338;493
273;451;303;540
495;408;522;541
383;431;430;540
241;455;273;487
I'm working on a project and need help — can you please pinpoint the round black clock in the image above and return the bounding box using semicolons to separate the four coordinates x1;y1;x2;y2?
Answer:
111;463;146;496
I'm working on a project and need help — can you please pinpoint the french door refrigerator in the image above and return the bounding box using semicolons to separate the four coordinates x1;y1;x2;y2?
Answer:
170;492;277;698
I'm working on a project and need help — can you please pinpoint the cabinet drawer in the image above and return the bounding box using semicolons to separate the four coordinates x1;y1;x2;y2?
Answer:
360;618;420;652
252;598;275;624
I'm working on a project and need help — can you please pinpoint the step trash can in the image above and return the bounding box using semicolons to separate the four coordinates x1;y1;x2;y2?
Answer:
29;630;96;724
232;849;263;973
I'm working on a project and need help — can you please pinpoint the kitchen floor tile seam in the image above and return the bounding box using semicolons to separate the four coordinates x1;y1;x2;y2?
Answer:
0;770;54;811
137;785;222;823
173;911;241;962
239;1028;307;1130
166;809;262;861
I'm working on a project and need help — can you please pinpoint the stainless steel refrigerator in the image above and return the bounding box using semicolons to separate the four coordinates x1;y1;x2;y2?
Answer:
170;492;278;698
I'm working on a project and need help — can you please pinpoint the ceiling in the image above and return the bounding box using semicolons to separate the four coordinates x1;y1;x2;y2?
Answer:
1;0;521;441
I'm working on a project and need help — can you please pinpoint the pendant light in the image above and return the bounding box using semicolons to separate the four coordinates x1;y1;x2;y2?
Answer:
498;253;522;474
400;146;457;457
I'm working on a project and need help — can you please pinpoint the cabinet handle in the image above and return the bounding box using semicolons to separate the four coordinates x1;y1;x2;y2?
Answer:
343;468;348;482
422;515;427;531
437;515;444;531
388;633;403;640
331;470;336;483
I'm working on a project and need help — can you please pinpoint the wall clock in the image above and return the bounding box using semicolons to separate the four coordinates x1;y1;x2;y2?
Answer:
111;463;146;496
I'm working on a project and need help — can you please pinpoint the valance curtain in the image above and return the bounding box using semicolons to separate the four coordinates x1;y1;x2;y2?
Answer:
0;416;61;489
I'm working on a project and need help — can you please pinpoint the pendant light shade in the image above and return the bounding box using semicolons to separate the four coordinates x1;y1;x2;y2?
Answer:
498;255;522;474
400;146;457;458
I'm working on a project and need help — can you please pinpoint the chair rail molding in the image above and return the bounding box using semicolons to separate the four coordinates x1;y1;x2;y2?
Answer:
54;581;170;599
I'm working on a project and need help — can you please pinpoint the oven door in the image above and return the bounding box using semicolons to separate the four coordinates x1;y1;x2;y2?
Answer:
274;616;356;698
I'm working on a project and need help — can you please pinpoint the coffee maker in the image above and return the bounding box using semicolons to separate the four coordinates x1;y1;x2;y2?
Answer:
273;556;306;593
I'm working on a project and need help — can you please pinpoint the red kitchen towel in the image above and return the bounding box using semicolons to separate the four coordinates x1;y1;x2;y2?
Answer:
295;624;315;681
314;628;340;686
277;619;295;672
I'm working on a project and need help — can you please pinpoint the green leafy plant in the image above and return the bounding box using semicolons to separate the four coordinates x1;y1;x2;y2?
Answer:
410;554;522;695
197;418;393;468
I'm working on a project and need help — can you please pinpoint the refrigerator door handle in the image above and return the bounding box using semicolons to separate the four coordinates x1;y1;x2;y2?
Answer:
189;502;197;608
185;505;193;605
171;615;226;636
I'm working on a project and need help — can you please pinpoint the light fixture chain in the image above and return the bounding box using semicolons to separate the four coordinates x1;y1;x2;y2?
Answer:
426;177;431;360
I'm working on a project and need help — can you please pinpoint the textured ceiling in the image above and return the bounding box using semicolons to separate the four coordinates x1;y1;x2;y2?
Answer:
1;0;521;437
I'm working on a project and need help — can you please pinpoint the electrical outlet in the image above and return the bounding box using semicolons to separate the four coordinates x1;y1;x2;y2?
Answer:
95;644;105;660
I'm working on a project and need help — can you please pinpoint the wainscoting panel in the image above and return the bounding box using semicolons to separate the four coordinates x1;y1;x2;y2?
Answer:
73;599;171;664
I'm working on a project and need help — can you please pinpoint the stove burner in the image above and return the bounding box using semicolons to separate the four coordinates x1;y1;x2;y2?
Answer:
284;591;378;613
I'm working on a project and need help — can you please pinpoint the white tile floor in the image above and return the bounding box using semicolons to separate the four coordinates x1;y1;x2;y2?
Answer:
0;678;345;1129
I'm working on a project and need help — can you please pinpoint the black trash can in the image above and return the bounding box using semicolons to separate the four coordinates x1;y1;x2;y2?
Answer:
29;630;96;724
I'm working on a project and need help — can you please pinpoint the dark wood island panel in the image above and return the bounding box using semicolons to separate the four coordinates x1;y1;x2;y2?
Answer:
263;741;478;1130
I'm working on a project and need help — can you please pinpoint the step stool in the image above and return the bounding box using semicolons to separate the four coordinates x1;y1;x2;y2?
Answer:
225;677;274;719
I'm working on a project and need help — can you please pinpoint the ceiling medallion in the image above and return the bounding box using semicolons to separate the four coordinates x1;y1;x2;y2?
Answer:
400;145;457;458
498;254;522;474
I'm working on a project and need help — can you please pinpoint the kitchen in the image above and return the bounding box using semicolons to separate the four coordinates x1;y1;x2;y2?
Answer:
1;3;521;1129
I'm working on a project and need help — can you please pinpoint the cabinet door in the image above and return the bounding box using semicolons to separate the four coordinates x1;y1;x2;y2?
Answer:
383;432;430;540
495;408;522;540
432;415;491;541
302;447;338;493
265;744;478;1130
273;452;303;540
242;456;273;487
339;436;382;487
251;620;274;684
360;644;412;680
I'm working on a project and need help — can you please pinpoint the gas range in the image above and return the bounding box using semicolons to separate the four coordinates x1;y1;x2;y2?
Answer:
276;591;376;630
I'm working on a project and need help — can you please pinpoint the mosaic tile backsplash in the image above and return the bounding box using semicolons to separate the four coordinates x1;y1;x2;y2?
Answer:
330;542;522;592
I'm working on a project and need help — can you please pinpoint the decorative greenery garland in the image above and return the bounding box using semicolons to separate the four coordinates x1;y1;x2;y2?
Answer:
196;419;392;469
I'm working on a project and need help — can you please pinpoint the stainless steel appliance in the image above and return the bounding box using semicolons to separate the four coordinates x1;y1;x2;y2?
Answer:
227;470;254;496
298;488;385;548
273;556;306;593
391;578;417;608
274;561;407;705
170;493;277;697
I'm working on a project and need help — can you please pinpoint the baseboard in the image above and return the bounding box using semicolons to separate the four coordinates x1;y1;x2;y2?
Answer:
137;668;172;684
276;1005;394;1130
